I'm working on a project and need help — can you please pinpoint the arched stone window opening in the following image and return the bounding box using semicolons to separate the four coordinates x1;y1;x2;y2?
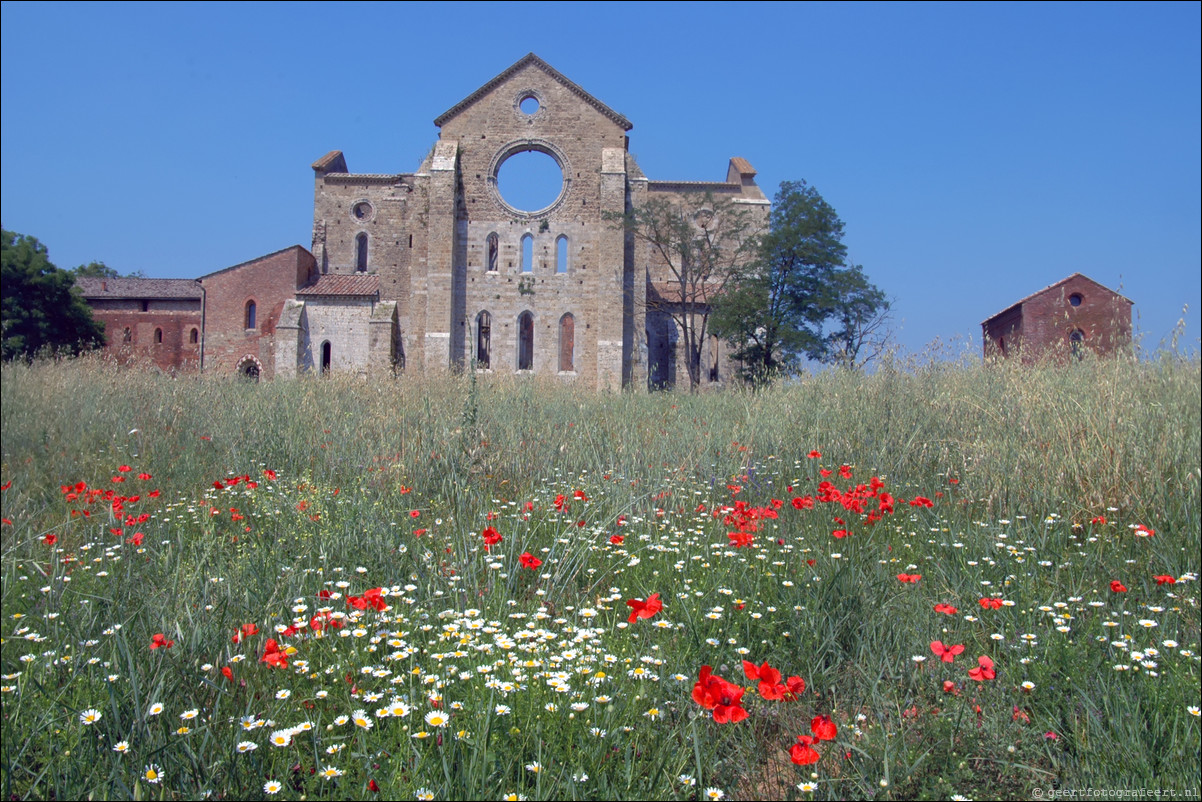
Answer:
556;235;569;274
487;233;499;272
321;341;332;374
1070;329;1086;361
356;233;369;272
476;311;492;369
189;328;199;345
558;313;575;372
245;300;257;330
518;311;534;370
520;234;533;273
153;328;163;344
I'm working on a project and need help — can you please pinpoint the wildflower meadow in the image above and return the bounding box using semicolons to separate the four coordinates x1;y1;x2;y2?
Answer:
2;352;1199;800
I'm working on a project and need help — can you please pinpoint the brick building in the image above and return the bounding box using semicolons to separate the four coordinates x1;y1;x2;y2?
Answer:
982;273;1133;361
80;54;768;388
75;277;202;372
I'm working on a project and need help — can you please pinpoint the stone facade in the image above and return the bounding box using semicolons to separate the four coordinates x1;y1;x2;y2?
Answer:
78;54;767;388
982;273;1133;361
307;53;769;389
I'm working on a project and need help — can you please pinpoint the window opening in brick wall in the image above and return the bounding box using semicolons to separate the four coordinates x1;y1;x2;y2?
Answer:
487;233;499;272
245;300;257;330
1070;329;1085;361
1069;293;1083;307
476;311;491;368
123;327;132;343
154;328;163;344
518;311;534;370
321;341;332;374
521;234;533;273
189;328;199;344
142;300;149;312
356;233;369;272
556;235;568;273
558;313;575;372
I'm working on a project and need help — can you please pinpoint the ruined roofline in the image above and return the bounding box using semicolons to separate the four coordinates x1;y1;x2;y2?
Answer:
434;53;633;132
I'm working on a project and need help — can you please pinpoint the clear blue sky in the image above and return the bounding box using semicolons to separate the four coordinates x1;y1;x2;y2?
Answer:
3;1;1199;357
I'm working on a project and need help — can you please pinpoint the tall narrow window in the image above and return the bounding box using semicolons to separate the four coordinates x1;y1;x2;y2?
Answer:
518;311;534;370
189;328;199;344
556;235;568;274
487;233;499;272
122;327;132;343
245;300;257;330
476;311;491;368
1070;329;1085;361
356;233;368;272
520;234;533;273
153;328;163;344
558;313;575;372
321;341;332;373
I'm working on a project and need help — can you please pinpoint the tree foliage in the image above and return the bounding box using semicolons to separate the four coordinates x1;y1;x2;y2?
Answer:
70;260;144;279
711;181;890;384
607;192;762;391
2;229;106;360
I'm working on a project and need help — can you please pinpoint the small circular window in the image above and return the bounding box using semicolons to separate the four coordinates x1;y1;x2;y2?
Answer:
1068;293;1083;307
519;95;540;116
352;201;373;221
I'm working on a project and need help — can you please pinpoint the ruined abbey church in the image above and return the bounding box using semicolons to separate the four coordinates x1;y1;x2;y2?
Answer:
78;54;769;389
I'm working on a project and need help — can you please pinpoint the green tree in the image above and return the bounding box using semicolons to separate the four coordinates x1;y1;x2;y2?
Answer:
711;181;890;384
70;260;145;279
2;229;106;360
607;192;762;391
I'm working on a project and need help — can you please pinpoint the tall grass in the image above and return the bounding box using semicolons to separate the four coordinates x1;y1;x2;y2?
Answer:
2;352;1198;800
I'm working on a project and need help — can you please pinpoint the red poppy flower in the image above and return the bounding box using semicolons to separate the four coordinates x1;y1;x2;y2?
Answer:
481;526;502;550
934;603;958;615
127;532;144;546
728;530;754;547
368;780;380;793
896;573;921;583
930;641;965;663
519;552;543;570
221;666;234;681
692;666;748;723
263;469;277;481
261;638;288;669
808;450;822;459
43;534;58;546
942;680;958;694
1133;524;1155;537
968;655;995;682
609;534;624;545
742;660;786;700
232;623;259;643
819;469;833;478
149;633;174;650
790;735;821;765
810;714;837;741
910;496;934;508
118;465;132;473
1109;580;1128;593
1154;575;1176;585
1090;515;1107;525
626;593;663;624
137;473;152;481
783;675;806;700
839;465;853;479
978;597;1004;610
831;529;849;539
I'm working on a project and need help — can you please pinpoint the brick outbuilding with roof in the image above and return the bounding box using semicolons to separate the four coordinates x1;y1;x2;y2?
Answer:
981;273;1133;361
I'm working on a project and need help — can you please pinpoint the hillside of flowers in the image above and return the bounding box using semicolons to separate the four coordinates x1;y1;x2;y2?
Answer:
2;355;1199;800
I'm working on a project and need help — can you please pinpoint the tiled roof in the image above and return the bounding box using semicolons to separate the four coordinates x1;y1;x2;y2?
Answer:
729;157;756;176
296;274;380;297
75;277;202;300
981;273;1133;324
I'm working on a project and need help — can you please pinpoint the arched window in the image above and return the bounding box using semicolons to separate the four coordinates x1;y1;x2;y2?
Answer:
520;234;533;273
1070;329;1085;361
321;341;332;373
189;328;199;344
153;328;163;344
356;233;368;272
245;300;256;330
558;313;575;372
518;311;534;370
476;311;491;369
122;327;132;343
486;233;499;272
556;235;568;274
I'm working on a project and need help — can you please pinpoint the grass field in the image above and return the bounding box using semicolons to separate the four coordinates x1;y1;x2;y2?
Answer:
2;354;1199;801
